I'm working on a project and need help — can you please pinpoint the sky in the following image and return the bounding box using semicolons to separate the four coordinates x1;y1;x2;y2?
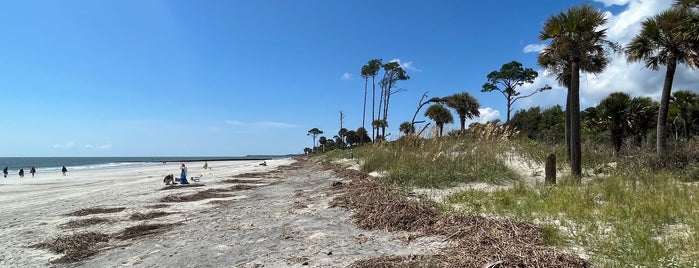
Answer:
0;0;697;157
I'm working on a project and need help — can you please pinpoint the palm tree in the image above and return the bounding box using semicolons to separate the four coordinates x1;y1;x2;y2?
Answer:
596;92;632;154
670;90;699;139
361;65;370;131
371;119;387;141
307;128;323;151
399;121;415;136
443;92;481;134
628;97;659;145
626;7;699;161
424;104;454;137
366;59;383;141
539;4;614;180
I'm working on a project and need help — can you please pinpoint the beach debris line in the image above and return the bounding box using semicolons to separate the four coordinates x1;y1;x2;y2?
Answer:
129;211;175;221
114;223;176;240
160;184;207;191
60;217;111;229
323;162;591;267
32;232;110;264
159;188;234;202
65;207;126;217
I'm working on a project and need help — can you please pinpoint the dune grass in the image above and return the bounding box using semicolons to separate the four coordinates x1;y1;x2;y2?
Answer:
442;173;699;267
321;131;699;267
325;135;519;188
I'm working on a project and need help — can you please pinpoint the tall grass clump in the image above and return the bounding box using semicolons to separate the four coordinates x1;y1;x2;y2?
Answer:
443;172;699;267
357;125;520;188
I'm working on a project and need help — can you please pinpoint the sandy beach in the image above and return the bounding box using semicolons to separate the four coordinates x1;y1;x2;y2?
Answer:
0;158;445;267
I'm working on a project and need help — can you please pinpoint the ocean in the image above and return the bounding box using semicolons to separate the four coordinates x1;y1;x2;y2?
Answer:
0;156;282;174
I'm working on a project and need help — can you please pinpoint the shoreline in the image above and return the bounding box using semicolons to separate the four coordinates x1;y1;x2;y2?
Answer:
0;157;445;267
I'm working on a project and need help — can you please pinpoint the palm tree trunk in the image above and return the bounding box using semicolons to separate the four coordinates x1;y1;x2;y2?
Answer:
570;61;582;181
363;77;368;131
459;115;466;133
371;76;376;142
657;59;677;163
565;86;572;162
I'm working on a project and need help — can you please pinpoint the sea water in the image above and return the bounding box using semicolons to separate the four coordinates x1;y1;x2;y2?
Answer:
0;156;277;175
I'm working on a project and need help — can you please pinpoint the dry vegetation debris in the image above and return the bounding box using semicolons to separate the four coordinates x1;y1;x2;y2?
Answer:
159;189;233;202
65;207;126;217
324;162;591;267
32;232;110;264
129;211;174;221
114;223;175;240
159;184;206;191
60;217;111;229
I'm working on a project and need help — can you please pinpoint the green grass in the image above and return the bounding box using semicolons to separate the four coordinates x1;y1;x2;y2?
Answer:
442;174;699;267
319;133;699;267
356;136;519;188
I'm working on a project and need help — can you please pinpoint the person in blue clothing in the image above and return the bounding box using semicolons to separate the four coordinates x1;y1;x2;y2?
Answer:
180;163;189;184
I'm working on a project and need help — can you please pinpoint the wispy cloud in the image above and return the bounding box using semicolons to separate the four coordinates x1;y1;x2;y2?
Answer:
225;120;299;129
522;44;547;53
254;121;300;128
84;141;112;150
389;58;421;72
341;73;352;80
53;141;76;149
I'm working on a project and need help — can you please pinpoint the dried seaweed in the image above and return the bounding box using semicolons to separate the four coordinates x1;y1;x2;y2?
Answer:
160;184;206;191
60;217;111;229
114;223;175;240
323;162;591;267
144;204;171;209
221;178;264;184
129;211;174;221
65;207;126;217
32;232;110;264
159;189;233;202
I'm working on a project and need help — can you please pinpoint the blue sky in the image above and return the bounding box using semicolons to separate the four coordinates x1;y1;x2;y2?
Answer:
1;0;695;157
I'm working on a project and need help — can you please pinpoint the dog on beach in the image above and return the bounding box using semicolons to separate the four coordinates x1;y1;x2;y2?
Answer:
163;174;175;185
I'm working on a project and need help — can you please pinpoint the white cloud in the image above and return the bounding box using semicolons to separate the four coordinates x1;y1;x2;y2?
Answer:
53;141;76;149
341;73;352;80
389;58;421;72
466;107;501;126
594;0;634;6
523;44;547;53
84;142;112;150
520;0;697;110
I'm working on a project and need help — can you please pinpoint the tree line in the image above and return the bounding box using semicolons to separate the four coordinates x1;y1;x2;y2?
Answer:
305;1;698;178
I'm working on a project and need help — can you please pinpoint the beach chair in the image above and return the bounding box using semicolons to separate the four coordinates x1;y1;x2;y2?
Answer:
191;174;203;182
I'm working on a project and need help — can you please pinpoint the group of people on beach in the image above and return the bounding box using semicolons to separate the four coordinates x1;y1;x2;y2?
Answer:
163;163;191;185
2;166;68;178
163;162;209;185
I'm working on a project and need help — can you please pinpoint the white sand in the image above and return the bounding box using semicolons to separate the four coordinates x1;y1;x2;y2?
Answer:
0;159;445;267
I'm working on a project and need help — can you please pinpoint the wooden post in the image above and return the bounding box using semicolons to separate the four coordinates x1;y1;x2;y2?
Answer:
545;153;556;184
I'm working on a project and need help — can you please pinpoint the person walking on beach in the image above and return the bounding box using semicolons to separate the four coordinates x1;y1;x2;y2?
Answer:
30;167;36;178
19;169;24;178
203;161;208;170
180;163;189;184
3;166;7;178
62;166;68;176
